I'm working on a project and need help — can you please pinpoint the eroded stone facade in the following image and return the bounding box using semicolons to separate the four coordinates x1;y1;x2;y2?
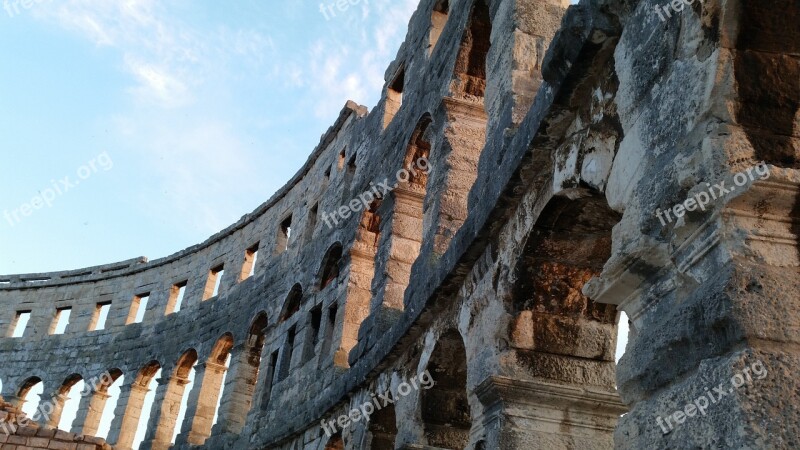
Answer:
0;0;798;449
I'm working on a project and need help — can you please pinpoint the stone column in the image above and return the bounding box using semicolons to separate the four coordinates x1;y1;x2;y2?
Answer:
70;388;110;435
427;97;487;255
475;376;626;449
41;390;67;429
107;380;150;450
213;347;256;435
7;395;25;410
140;375;190;450
175;361;226;446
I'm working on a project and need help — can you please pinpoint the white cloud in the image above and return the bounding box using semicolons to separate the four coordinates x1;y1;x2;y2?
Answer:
295;0;418;119
124;55;192;108
28;0;421;236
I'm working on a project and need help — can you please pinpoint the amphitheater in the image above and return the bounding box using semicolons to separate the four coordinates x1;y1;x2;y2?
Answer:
1;0;798;448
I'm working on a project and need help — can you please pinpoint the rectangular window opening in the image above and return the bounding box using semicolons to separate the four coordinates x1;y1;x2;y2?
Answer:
262;349;280;408
305;205;318;244
168;281;188;314
276;215;293;254
90;302;112;331
204;265;225;300
278;326;296;381
127;293;150;325
321;303;339;359
305;305;323;362
383;67;405;129
8;311;31;338
51;307;72;335
241;243;260;281
429;0;449;54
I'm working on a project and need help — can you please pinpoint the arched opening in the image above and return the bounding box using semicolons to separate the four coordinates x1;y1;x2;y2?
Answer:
53;374;84;431
280;284;303;323
97;372;124;439
452;0;491;101
185;333;234;445
367;401;397;449
17;376;43;414
215;312;268;434
325;433;345;450
383;66;405;129
429;0;449;55
109;361;160;450
148;349;197;448
421;330;471;449
75;368;123;437
511;191;621;356
319;243;344;290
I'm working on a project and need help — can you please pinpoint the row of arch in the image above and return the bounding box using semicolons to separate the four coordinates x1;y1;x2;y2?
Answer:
8;313;269;450
335;0;494;364
3;1;498;448
322;329;472;450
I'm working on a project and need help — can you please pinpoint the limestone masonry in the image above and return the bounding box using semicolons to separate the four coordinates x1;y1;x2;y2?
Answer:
1;0;798;449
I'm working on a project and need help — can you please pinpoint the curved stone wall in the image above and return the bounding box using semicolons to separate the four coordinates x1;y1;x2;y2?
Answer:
2;0;799;449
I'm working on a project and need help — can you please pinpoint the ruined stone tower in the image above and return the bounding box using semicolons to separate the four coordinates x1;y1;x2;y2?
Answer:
1;0;798;449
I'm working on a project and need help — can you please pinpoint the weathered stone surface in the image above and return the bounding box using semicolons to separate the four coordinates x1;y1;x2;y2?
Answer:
0;0;798;449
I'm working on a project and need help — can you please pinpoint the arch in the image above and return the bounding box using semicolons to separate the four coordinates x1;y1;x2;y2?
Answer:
183;333;234;445
214;312;269;434
506;191;622;430
402;115;433;189
378;115;433;312
108;361;161;450
54;373;84;431
16;376;42;403
209;332;235;364
367;399;397;449
319;243;344;290
452;0;491;100
325;433;345;450
280;284;303;323
17;378;44;420
74;368;123;437
147;349;197;449
16;376;43;418
247;312;269;359
421;330;471;449
511;191;621;328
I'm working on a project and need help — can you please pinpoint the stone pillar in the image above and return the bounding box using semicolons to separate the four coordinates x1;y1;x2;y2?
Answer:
70;388;110;435
107;381;150;450
140;375;190;450
428;97;487;255
475;376;626;449
175;362;226;446
213;347;256;435
41;390;67;429
7;395;25;410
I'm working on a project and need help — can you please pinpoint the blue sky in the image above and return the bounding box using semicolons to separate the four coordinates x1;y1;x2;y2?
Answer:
0;0;420;274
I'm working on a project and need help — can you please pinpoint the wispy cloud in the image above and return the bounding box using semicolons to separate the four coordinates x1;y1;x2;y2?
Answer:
27;0;418;235
274;0;418;119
